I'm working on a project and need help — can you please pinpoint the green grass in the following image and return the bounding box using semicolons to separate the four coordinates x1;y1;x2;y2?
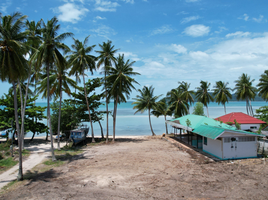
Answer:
43;160;64;167
1;180;17;191
0;157;18;171
0;140;12;151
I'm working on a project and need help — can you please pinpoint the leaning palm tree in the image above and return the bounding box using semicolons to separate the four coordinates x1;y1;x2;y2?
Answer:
178;81;195;113
234;73;257;116
258;70;268;101
106;54;140;142
195;81;213;117
96;40;119;143
37;59;77;150
0;12;29;180
36;17;72;161
213;81;232;114
132;86;162;136
67;36;97;143
151;98;173;134
167;88;189;118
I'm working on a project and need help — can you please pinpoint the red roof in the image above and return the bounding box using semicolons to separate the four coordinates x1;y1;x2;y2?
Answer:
215;112;266;124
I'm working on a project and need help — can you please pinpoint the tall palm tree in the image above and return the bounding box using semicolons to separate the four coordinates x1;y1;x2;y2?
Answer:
213;81;232;114
0;12;29;180
258;70;268;101
178;81;194;113
67;36;97;143
36;17;72;161
96;40;119;143
151;98;172;134
106;54;140;142
195;81;213;117
234;73;257;116
37;59;77;149
167;88;189;118
132;86;162;136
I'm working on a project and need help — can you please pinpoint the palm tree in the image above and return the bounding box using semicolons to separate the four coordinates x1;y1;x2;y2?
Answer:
195;81;213;117
96;40;119;143
37;59;77;150
106;54;140;142
234;73;257;116
151;98;172;134
36;17;72;161
67;36;97;143
213;81;232;114
132;86;162;136
178;81;194;113
258;70;268;101
167;88;189;118
0;12;29;180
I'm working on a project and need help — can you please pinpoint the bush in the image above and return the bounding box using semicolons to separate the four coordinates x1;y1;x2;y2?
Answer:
0;153;3;160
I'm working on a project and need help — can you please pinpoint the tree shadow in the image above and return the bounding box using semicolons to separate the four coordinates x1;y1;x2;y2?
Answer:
24;169;62;186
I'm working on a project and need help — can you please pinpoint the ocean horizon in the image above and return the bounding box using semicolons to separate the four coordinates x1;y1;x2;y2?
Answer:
17;101;266;139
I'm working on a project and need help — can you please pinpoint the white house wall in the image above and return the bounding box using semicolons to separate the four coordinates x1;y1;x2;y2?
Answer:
203;137;223;159
231;123;261;131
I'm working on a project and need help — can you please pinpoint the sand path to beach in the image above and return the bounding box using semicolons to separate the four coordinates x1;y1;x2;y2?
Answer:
0;138;64;190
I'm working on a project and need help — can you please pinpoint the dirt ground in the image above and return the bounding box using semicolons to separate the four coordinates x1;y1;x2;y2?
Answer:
1;136;268;200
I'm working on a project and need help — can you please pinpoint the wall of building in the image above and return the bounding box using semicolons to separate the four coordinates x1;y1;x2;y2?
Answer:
203;137;223;159
230;123;262;131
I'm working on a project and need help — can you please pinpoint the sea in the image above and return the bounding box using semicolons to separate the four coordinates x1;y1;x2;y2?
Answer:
20;101;267;138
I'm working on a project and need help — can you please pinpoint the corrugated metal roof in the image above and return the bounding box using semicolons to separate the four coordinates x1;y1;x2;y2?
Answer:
215;112;266;124
170;114;236;130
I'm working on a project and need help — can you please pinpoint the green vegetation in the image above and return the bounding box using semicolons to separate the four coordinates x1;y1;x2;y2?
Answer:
192;102;205;116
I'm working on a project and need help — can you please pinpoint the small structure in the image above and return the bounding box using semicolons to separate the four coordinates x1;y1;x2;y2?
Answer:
215;112;266;132
70;125;89;145
166;115;264;160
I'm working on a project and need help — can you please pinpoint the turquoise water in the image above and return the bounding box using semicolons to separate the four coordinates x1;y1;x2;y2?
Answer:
22;101;268;138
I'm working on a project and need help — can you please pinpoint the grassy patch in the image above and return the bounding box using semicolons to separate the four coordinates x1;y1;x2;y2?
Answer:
43;160;64;167
0;157;18;172
2;180;17;191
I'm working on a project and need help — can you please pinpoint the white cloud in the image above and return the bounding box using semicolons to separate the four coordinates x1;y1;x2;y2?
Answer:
169;44;187;54
95;16;106;20
214;26;227;34
56;3;89;23
0;0;12;13
184;24;210;37
121;0;134;4
94;0;120;12
181;16;200;24
226;31;250;38
253;15;264;23
117;51;140;61
150;25;173;36
242;14;249;21
90;25;117;39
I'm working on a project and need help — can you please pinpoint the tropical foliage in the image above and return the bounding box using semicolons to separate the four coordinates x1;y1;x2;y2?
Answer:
213;81;232;114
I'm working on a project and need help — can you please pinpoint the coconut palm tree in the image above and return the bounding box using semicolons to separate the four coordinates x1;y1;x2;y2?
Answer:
37;58;77;149
195;81;213;117
167;88;189;118
36;17;72;161
0;12;29;180
213;81;232;114
67;36;97;143
151;98;173;134
178;81;194;113
234;73;257;116
132;86;162;136
96;40;119;143
258;70;268;101
106;54;140;142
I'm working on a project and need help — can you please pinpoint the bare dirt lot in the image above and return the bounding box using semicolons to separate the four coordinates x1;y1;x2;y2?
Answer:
1;136;268;200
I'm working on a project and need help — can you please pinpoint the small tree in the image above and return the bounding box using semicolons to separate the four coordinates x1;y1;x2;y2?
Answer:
234;119;241;130
192;102;205;116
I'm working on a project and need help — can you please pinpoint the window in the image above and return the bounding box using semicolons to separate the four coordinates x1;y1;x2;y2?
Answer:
204;137;207;145
250;126;257;129
224;138;230;143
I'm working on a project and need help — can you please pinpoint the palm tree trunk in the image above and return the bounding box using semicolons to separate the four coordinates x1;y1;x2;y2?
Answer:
249;99;254;116
83;73;95;143
224;103;226;114
13;81;23;181
47;64;56;161
206;106;209;118
98;120;104;139
148;108;155;136
165;115;168;134
113;96;118;142
57;80;62;150
18;81;24;150
105;71;109;143
246;97;249;115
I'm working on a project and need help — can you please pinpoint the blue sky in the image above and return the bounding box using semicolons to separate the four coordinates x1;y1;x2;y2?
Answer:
1;0;268;102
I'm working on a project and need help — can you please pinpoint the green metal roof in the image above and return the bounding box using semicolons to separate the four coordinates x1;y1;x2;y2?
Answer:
170;114;236;130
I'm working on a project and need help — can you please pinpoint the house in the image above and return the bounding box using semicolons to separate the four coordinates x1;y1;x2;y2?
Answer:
215;112;266;131
166;114;264;160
